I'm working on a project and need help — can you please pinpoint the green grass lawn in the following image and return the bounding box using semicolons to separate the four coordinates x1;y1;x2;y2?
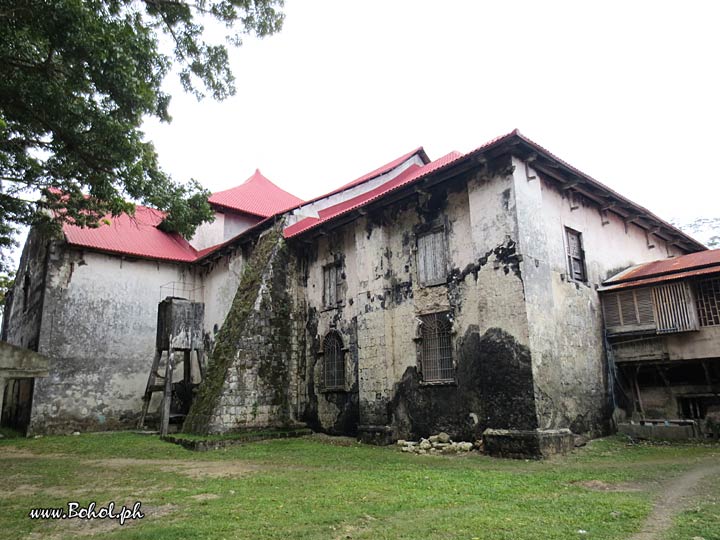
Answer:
0;433;717;540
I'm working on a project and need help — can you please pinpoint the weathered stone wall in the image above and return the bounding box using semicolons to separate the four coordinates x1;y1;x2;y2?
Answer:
512;157;687;435
294;161;537;442
184;223;296;434
291;225;360;435
19;244;194;434
3;228;52;351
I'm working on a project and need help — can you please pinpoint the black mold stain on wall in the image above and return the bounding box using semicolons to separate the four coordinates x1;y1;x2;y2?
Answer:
389;326;538;441
300;308;359;436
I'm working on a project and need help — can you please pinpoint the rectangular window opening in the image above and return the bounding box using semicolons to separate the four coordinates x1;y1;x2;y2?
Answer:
419;311;454;382
417;229;448;287
565;227;587;282
323;263;341;308
696;277;720;327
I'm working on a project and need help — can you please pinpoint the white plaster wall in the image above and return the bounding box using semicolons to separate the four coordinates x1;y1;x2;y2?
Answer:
512;156;687;434
190;211;260;251
223;212;259;240
465;170;530;345
189;211;225;250
31;249;195;433
199;247;246;340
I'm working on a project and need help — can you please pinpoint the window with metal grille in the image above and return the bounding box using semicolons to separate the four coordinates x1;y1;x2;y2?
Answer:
417;229;447;286
323;331;345;389
602;287;656;332
323;263;341;308
419;312;454;382
565;228;587;282
652;281;699;333
696;277;720;327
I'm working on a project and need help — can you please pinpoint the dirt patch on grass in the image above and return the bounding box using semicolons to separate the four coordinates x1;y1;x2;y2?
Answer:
190;493;221;501
629;461;720;540
573;479;644;492
0;483;99;499
85;457;262;478
0;447;63;459
25;503;176;540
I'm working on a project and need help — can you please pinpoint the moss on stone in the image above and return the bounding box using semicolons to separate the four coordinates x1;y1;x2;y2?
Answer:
183;223;290;434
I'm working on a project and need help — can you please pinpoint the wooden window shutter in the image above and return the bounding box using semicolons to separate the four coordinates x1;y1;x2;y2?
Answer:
602;287;655;333
417;230;447;286
565;228;586;282
602;293;623;328
323;264;337;307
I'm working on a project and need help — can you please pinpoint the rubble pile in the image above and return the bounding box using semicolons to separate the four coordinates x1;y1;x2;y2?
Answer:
396;432;481;455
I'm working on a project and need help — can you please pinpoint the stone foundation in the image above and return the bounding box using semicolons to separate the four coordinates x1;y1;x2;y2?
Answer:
482;428;574;459
358;424;395;445
618;422;699;441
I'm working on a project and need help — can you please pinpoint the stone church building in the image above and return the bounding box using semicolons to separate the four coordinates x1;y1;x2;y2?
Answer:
1;130;707;450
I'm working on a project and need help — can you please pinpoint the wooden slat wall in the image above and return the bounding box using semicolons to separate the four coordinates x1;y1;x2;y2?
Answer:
652;281;698;333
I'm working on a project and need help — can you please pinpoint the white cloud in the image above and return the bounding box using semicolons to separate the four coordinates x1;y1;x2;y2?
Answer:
143;0;720;221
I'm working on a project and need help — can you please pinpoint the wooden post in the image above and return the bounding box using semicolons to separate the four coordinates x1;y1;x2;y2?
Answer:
197;349;205;380
183;350;191;384
633;365;645;420
160;346;174;436
137;350;162;429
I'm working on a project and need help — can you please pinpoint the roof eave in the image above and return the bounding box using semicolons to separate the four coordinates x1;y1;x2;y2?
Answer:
208;201;270;219
505;132;706;253
285;131;706;253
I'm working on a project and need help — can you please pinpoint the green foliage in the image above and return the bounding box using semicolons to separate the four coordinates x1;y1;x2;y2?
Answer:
0;270;14;313
0;0;284;267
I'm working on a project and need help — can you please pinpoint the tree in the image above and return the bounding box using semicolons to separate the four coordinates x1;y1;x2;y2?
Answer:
0;270;13;316
0;0;284;268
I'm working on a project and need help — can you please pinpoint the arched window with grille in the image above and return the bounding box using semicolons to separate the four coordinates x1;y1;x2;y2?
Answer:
323;331;345;389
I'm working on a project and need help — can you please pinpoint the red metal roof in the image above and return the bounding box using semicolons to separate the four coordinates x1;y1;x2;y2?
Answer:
599;266;720;292
284;151;463;239
283;131;527;239
208;169;303;217
600;249;720;291
63;206;199;263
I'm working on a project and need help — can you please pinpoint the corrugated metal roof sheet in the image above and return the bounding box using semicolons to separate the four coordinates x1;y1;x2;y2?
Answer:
283;131;526;239
63;206;199;263
599;265;720;291
295;147;430;209
208;169;303;217
61;170;300;263
284;151;463;239
599;249;720;291
335;147;427;191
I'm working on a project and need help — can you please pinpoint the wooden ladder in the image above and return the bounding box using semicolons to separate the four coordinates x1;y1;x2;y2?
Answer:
137;348;177;436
